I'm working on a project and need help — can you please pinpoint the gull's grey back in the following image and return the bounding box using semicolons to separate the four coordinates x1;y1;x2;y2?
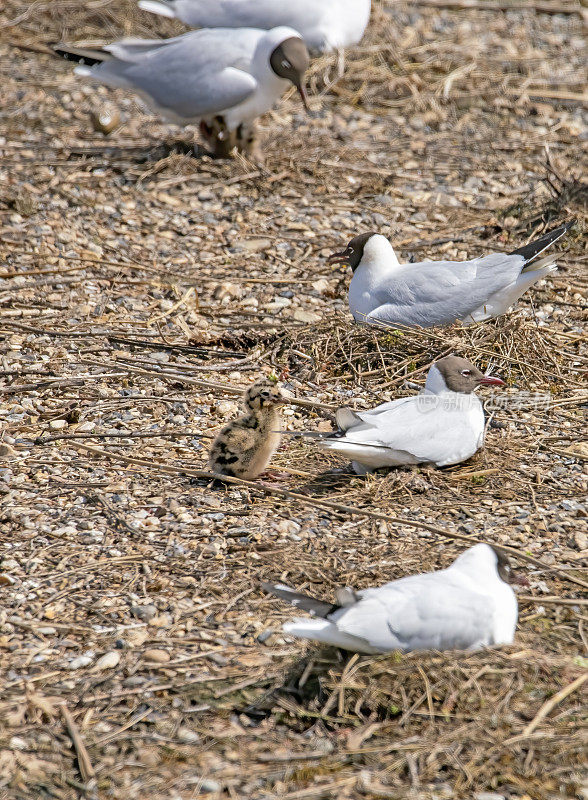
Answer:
97;29;262;120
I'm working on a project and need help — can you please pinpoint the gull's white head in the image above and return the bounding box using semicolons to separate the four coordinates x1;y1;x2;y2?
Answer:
451;543;523;586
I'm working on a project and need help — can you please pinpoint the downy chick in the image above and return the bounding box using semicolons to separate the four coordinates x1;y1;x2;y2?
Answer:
208;379;286;479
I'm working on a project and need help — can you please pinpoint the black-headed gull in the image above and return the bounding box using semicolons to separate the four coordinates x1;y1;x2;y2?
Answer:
52;27;309;158
328;221;575;328
263;543;519;654
208;379;286;479
137;0;371;55
304;356;505;474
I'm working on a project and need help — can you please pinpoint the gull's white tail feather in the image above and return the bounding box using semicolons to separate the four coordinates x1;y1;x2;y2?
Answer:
521;253;558;273
283;619;376;653
138;0;176;18
468;257;557;322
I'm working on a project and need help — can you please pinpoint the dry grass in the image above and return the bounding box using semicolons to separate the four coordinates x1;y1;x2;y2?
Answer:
0;0;587;798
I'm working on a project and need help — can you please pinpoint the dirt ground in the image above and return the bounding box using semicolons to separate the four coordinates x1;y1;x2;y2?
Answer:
0;1;587;798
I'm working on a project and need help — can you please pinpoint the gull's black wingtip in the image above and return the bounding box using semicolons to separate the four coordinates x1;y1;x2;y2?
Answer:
50;42;106;66
260;583;338;618
510;219;576;262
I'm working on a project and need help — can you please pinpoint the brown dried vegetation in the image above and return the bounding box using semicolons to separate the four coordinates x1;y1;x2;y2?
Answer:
0;0;586;798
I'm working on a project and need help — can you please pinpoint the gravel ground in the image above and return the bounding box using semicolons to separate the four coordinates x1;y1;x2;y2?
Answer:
0;1;587;799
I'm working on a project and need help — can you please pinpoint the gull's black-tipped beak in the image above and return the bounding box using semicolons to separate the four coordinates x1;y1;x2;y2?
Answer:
327;249;350;266
297;84;309;113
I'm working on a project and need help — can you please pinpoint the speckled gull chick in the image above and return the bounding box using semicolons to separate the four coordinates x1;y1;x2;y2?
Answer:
137;0;372;55
303;355;505;474
263;543;519;654
328;220;575;328
208;379;286;480
52;27;309;158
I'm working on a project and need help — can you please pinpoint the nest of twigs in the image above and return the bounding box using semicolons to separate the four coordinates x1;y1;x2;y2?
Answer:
243;646;587;799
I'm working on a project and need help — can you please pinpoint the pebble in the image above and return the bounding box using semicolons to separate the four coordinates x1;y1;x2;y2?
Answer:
92;651;121;671
123;676;147;687
574;532;587;551
293;309;321;323
143;648;171;663
216;401;237;415
474;794;505;800
76;421;95;432
68;655;94;670
149;614;172;628
124;628;149;647
199;779;221;793
0;443;17;458
131;604;158;622
49;419;68;430
150;351;170;363
239;238;271;252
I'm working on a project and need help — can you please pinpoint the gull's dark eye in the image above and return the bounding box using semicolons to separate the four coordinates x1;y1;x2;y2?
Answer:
260;390;270;398
281;60;291;68
461;369;472;376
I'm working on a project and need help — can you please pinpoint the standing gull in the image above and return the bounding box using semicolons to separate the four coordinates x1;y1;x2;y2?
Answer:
328;220;575;328
300;356;505;474
52;27;309;158
208;379;286;480
137;0;371;57
263;543;520;654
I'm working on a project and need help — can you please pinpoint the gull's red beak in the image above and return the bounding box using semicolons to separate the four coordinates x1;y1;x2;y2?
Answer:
511;571;530;587
478;375;506;387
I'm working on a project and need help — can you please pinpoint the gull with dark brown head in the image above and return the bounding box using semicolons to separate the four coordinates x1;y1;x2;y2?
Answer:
328;221;575;328
52;26;309;159
302;355;505;474
262;543;521;654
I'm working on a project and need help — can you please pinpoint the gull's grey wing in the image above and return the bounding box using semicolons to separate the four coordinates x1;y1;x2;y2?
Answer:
94;30;260;119
366;253;526;327
335;407;364;431
353;396;414;419
332;572;495;652
334;397;413;431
